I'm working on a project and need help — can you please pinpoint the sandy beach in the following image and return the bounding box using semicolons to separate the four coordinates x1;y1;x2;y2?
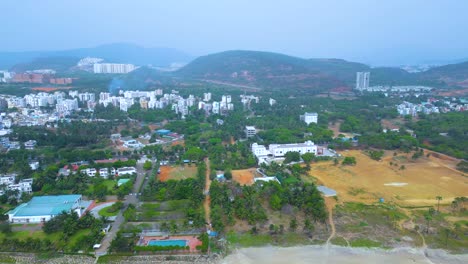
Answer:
222;245;468;264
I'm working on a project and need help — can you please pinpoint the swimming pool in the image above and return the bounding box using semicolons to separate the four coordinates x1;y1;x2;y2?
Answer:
148;239;187;247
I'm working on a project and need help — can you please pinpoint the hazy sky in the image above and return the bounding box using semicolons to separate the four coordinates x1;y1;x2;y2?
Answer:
1;0;467;65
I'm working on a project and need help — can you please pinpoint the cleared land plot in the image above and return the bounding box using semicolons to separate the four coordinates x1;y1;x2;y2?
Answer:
136;200;190;221
232;168;256;185
158;165;197;182
306;150;467;206
328;121;354;138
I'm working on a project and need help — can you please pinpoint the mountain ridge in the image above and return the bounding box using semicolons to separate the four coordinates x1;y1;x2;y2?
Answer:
0;43;192;69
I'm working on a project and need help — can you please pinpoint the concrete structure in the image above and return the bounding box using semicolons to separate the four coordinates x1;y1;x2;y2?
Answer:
355;72;370;90
93;63;136;74
300;112;318;125
7;195;85;223
245;126;256;138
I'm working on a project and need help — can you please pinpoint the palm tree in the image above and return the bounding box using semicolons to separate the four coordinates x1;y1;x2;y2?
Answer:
436;196;443;212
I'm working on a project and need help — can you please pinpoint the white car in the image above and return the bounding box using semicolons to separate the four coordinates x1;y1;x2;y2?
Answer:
93;244;101;249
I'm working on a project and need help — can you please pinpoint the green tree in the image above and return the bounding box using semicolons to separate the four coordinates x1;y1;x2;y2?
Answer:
436;196;443;212
143;160;152;170
342;156;356;166
289;218;298;231
301;153;315;164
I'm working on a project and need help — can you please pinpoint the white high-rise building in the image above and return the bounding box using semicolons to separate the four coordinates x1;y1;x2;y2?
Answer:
203;93;212;102
93;63;136;74
355;72;370;90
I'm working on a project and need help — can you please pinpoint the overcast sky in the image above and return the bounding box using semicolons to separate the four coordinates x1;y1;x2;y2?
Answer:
1;0;467;65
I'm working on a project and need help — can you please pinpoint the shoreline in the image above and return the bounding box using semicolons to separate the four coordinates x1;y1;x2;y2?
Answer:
221;245;468;264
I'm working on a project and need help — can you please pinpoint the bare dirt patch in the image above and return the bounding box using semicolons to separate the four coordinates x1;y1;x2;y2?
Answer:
307;150;467;206
232;168;256;185
328;121;354;138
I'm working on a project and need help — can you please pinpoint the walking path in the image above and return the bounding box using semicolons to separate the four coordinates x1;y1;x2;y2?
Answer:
325;197;337;246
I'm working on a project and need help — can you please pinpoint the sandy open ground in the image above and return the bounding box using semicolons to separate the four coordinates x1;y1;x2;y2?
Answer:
232;169;256;185
307;150;467;206
222;246;468;264
158;165;197;182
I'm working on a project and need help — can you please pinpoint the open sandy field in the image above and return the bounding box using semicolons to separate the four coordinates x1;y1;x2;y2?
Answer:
232;169;256;185
158;165;197;181
306;150;467;206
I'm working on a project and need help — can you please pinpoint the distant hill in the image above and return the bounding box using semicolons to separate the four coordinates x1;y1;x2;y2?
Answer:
177;50;369;92
177;50;468;91
420;61;468;87
0;43;192;70
10;56;80;73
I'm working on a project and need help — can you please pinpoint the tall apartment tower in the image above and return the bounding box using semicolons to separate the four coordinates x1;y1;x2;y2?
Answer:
355;72;370;90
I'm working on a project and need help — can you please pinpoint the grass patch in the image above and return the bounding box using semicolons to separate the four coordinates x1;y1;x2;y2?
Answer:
349;238;382;248
98;207;119;217
226;231;310;247
348;187;366;196
0;254;15;263
97;254;133;263
330;237;348;246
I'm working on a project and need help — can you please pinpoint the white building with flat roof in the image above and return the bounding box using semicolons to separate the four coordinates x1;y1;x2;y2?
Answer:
252;141;317;158
300;112;318;125
117;167;136;176
245;126;256;138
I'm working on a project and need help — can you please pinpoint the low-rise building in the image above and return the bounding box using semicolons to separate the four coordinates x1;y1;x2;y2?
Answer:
99;168;109;179
300;112;318;125
117;167;136;177
7;194;85;223
251;141;318;158
24;140;37;150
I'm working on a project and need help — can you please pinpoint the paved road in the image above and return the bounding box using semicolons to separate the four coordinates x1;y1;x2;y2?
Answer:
89;202;115;219
95;162;146;256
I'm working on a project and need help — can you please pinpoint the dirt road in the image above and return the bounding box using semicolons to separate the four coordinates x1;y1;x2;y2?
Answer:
203;157;212;229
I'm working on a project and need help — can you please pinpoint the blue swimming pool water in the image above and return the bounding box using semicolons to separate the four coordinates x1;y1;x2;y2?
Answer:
148;239;187;247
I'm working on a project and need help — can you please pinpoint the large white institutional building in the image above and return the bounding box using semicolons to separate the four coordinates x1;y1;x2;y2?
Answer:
93;63;136;74
252;140;318;159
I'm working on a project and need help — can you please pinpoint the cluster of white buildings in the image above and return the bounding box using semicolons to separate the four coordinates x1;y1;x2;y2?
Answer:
355;72;433;94
99;89;199;116
240;94;259;105
77;57;104;67
198;95;234;115
63;165;136;179
93;63;136;74
0;173;33;198
396;99;467;116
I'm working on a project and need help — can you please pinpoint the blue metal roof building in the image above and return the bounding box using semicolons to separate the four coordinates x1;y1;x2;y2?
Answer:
7;194;84;223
